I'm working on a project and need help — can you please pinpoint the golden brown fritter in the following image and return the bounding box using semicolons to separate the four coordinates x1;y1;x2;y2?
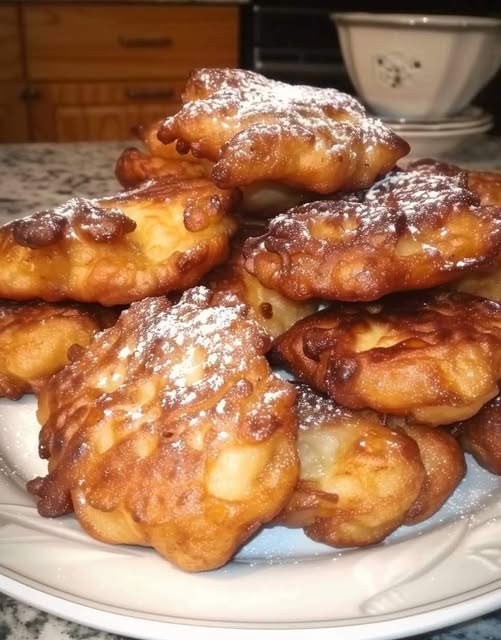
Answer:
243;163;501;301
407;160;501;206
115;147;211;189
118;126;313;216
273;291;501;426
451;262;501;302
158;68;409;194
275;385;425;547
0;177;238;306
468;169;501;206
453;394;501;475
135;118;214;168
115;119;214;189
0;300;117;400
205;224;318;339
27;288;299;572
392;421;466;524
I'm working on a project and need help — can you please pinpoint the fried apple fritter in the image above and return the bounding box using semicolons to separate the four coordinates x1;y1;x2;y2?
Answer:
27;288;299;572
453;394;501;475
468;169;501;206
115;119;214;189
118;124;312;216
135;119;214;168
447;165;501;302
0;300;116;400
158;68;409;194
205;224;318;339
452;263;501;302
0;177;238;306
393;422;466;524
407;160;501;206
273;291;501;426
115;147;211;189
275;385;425;546
243;163;501;301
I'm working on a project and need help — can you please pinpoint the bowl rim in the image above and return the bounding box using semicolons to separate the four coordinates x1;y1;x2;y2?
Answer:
331;12;501;30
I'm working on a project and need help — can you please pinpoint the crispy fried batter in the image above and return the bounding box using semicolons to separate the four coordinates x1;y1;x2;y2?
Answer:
135;119;213;167
275;385;425;546
451;263;501;302
273;291;501;426
115;147;211;189
0;177;238;306
0;300;117;400
27;288;298;572
243;163;501;301
392;421;466;523
408;160;501;206
158;68;409;194
453;394;501;475
121;120;312;215
468;169;501;206
115;120;214;189
205;224;318;339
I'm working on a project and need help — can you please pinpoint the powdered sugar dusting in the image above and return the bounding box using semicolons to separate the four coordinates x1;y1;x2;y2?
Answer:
363;163;479;220
160;68;408;193
295;384;353;430
84;286;279;420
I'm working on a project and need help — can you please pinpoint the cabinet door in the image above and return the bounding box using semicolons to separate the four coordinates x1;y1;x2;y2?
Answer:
0;83;30;142
0;6;23;82
24;4;239;81
29;81;184;142
0;6;29;141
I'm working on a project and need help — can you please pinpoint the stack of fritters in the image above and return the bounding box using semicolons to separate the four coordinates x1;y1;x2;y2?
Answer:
1;68;501;572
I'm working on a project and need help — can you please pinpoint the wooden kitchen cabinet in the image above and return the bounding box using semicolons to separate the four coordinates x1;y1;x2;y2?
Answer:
0;83;30;142
28;80;186;142
2;3;239;143
0;5;29;141
24;4;239;81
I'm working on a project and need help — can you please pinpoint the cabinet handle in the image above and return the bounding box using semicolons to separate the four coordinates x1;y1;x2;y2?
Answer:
125;88;175;100
19;87;42;101
118;36;173;48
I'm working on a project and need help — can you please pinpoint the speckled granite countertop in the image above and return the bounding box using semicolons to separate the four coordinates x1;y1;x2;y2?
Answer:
1;138;501;640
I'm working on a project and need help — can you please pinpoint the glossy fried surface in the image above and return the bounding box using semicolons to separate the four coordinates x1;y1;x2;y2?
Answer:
453;394;501;475
115;119;213;189
134;119;211;164
452;261;501;302
275;385;425;547
408;160;501;207
468;169;501;206
0;300;116;400
158;68;409;193
27;288;298;572
115;147;211;189
205;224;318;339
244;163;501;301
394;422;466;524
274;291;501;426
0;177;238;306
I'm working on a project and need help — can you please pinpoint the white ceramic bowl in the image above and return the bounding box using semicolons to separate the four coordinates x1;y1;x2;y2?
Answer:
331;13;501;121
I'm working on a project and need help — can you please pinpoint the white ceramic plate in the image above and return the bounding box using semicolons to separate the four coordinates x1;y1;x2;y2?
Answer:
1;396;501;640
396;121;494;160
381;106;493;131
